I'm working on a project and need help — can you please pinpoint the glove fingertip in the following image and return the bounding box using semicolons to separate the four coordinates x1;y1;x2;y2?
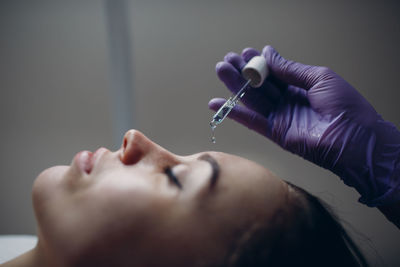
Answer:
224;52;245;70
224;52;239;62
241;47;260;62
215;61;235;76
208;98;226;111
215;61;226;72
261;45;278;58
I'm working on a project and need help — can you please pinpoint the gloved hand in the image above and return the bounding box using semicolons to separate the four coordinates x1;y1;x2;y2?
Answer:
209;46;400;207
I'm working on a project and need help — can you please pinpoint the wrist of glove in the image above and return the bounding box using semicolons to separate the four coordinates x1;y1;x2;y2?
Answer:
335;117;400;207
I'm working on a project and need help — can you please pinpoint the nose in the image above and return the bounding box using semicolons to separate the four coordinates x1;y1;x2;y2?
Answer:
120;129;178;166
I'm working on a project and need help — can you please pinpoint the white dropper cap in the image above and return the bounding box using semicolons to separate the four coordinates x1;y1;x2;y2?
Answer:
241;56;268;88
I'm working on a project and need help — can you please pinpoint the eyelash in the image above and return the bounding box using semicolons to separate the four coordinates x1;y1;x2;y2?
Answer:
165;167;182;189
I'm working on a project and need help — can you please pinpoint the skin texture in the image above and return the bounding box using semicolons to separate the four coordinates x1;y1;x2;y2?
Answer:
14;129;289;267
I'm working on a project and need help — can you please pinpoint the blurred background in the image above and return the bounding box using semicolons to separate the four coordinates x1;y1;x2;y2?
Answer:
0;0;399;265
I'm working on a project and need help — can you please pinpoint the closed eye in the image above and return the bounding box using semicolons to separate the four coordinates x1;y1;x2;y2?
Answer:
165;167;182;189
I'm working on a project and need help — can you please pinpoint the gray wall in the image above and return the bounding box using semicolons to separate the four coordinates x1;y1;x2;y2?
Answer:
1;0;399;266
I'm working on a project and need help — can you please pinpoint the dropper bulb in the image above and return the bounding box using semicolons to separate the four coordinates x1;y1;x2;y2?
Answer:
241;56;268;87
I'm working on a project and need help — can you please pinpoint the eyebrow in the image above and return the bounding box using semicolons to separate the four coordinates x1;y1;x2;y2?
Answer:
198;153;220;188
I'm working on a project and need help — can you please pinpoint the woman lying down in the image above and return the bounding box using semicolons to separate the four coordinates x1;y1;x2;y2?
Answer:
1;130;367;267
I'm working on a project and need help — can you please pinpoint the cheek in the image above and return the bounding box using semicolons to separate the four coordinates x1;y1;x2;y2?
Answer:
33;166;181;263
84;170;177;236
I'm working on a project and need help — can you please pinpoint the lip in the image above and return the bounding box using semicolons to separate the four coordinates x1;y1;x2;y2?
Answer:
74;150;93;174
91;147;108;173
74;148;108;175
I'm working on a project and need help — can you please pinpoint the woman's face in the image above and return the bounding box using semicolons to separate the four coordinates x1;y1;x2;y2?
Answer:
33;130;289;266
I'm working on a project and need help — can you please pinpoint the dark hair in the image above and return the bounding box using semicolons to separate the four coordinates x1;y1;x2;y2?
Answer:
223;182;369;267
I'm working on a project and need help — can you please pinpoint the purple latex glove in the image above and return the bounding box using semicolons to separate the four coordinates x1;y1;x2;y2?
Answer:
209;46;400;207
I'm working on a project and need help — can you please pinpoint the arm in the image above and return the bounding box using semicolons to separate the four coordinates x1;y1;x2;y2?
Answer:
209;45;400;227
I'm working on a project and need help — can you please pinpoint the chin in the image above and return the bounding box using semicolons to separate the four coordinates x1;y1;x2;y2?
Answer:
32;166;68;210
34;165;69;189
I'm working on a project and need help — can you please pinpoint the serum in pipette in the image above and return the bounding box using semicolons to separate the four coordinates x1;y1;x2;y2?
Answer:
209;80;251;143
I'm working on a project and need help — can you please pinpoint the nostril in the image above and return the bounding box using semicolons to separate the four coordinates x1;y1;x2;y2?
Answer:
121;130;145;165
123;136;128;153
122;130;136;154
